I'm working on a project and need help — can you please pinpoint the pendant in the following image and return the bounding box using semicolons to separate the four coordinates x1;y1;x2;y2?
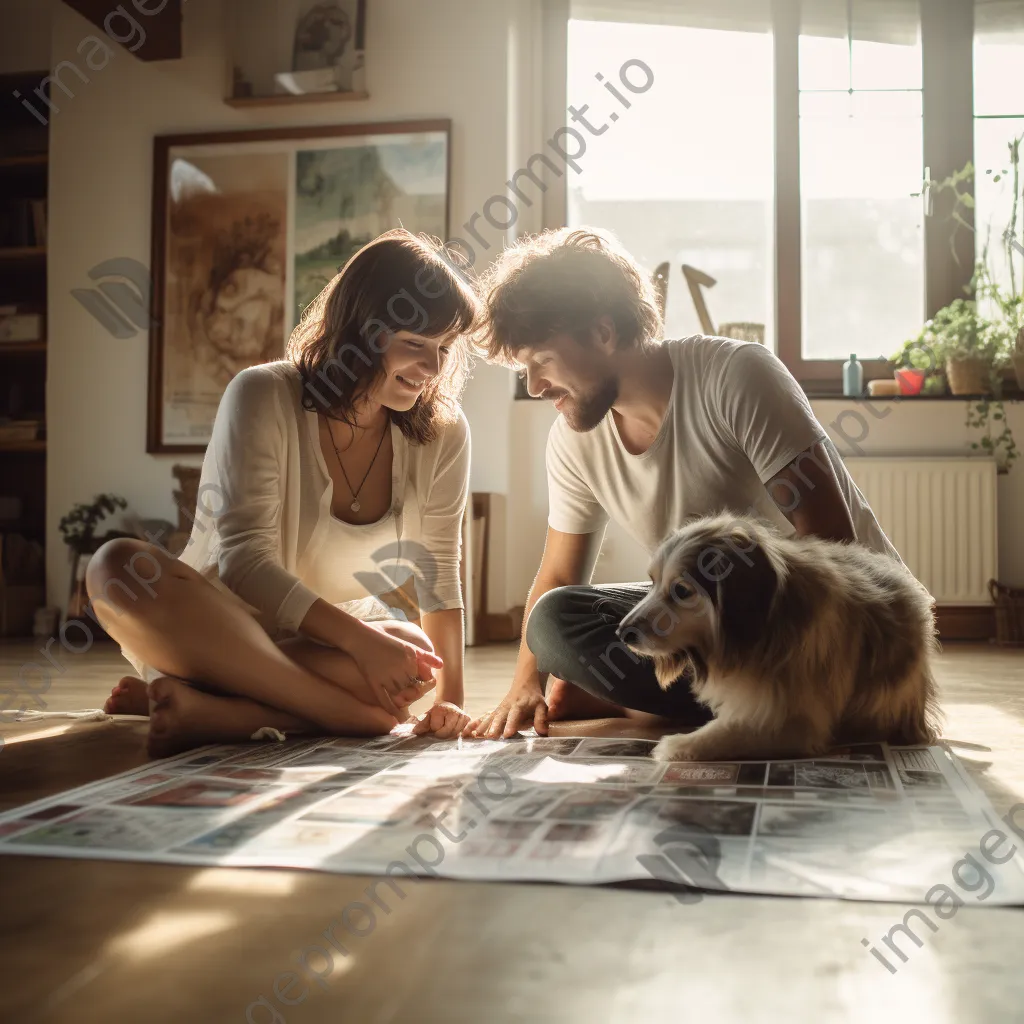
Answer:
350;500;361;512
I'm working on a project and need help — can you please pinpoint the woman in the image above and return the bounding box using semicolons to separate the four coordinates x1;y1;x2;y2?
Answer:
87;230;479;756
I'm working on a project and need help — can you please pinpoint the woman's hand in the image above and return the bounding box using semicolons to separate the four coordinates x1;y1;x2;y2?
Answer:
349;624;444;711
412;701;470;739
464;681;548;738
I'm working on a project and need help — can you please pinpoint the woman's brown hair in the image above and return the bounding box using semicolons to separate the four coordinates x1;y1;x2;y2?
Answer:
478;227;663;367
287;228;480;444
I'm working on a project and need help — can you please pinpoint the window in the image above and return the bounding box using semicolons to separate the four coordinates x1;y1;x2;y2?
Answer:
798;0;925;361
557;0;1023;389
566;3;776;347
974;0;1024;304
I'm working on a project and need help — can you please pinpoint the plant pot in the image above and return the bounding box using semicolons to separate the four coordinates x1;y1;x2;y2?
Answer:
1013;353;1024;392
894;368;925;395
946;356;993;396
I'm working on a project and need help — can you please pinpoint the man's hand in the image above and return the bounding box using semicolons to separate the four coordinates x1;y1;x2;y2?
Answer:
464;684;549;739
412;701;469;739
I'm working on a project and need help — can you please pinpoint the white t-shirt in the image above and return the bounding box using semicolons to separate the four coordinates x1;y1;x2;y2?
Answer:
546;336;899;560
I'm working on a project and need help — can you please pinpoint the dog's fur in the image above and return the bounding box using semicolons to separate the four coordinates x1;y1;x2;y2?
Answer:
619;515;942;762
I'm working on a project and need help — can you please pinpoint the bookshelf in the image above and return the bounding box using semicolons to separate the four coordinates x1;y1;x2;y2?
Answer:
0;71;48;634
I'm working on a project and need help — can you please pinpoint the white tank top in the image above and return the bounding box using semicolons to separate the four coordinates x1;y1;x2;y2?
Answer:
301;507;403;609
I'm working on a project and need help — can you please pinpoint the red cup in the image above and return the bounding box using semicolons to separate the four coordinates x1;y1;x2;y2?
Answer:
894;368;926;395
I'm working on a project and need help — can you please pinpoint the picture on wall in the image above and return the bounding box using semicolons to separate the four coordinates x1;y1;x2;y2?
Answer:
228;0;368;99
148;119;450;453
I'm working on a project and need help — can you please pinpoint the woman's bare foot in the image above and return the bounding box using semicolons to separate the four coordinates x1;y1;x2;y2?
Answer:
545;678;626;721
104;676;150;716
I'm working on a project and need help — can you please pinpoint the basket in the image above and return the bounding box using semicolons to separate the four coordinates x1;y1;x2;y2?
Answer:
946;356;992;396
989;579;1024;646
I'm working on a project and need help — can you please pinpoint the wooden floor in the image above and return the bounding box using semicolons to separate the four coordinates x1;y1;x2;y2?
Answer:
1;639;1023;1023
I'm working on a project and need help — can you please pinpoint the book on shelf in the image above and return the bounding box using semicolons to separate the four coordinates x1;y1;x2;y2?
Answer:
0;197;46;248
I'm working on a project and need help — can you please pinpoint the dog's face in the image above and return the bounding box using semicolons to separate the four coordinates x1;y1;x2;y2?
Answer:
619;516;783;690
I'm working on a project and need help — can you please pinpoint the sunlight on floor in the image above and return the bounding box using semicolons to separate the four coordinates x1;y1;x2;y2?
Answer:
944;704;1024;807
106;909;238;961
186;867;298;896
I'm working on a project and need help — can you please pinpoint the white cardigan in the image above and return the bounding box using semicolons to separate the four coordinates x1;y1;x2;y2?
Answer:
178;360;470;633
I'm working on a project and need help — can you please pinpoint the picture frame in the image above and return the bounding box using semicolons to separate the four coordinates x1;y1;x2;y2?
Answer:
226;0;369;105
147;119;451;454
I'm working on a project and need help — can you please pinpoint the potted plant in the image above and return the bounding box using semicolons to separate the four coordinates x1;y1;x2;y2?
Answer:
59;493;131;629
890;296;1004;396
58;493;130;555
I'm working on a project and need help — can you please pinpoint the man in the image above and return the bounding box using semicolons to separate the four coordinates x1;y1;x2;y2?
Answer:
466;228;900;739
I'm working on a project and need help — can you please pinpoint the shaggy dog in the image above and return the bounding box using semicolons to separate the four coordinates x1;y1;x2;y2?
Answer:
618;515;942;762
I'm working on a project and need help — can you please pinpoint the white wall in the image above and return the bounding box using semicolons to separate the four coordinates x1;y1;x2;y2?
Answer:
44;0;523;607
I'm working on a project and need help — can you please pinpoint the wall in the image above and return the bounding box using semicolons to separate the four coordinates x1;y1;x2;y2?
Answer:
504;395;1024;607
42;0;525;608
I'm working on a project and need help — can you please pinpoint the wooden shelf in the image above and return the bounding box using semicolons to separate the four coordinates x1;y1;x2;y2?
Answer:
0;154;47;170
224;90;369;109
0;440;45;453
0;341;46;355
0;247;46;261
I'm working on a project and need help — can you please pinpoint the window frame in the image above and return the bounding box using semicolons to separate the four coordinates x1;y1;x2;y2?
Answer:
556;0;979;392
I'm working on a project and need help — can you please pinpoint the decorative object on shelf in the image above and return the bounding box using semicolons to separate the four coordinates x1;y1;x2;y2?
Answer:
149;119;450;453
0;305;43;343
227;0;367;104
681;265;764;343
681;264;717;334
867;379;901;397
990;579;1024;647
0;418;39;444
843;353;863;397
718;322;765;345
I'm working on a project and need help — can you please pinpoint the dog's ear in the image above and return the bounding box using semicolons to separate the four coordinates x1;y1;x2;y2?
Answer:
713;540;780;654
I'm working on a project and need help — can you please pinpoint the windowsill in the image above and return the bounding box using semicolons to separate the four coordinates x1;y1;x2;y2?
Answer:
804;390;1023;402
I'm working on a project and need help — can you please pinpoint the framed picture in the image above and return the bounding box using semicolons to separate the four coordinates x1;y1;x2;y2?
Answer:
147;119;451;453
227;0;368;101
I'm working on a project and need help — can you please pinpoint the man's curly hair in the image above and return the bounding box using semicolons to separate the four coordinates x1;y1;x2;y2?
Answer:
477;227;663;367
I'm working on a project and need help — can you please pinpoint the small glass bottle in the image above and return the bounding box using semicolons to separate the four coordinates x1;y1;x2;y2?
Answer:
843;353;863;397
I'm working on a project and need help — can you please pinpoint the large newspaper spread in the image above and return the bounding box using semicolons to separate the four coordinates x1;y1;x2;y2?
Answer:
1;734;1022;903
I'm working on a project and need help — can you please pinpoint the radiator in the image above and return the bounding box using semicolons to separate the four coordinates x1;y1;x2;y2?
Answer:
844;457;998;605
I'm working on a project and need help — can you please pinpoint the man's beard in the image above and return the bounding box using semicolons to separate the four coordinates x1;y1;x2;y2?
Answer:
557;376;618;432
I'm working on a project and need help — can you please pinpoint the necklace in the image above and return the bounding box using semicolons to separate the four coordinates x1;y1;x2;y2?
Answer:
325;415;388;513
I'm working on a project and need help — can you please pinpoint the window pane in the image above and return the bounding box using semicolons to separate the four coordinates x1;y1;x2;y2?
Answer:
800;91;925;360
799;1;923;363
975;2;1024;116
800;0;921;92
567;17;775;347
974;118;1024;306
